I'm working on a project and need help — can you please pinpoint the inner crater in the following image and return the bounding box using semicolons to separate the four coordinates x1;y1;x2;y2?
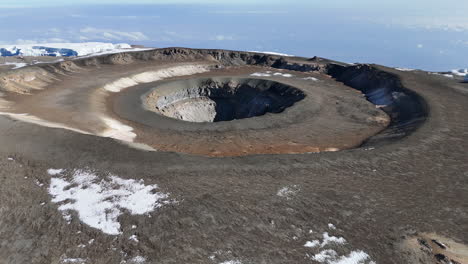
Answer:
143;78;306;123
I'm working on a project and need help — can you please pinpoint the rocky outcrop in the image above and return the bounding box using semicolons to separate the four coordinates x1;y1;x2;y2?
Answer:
327;64;428;145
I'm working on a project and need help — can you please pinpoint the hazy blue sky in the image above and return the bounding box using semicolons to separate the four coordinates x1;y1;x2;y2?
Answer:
1;1;467;71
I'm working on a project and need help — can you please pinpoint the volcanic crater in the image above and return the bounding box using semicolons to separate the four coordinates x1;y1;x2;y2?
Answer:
0;47;467;264
144;77;306;123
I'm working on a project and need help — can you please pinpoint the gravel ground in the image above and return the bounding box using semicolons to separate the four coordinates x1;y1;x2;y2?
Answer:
0;49;466;264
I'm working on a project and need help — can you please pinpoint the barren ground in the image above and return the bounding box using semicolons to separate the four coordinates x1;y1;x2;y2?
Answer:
0;48;466;264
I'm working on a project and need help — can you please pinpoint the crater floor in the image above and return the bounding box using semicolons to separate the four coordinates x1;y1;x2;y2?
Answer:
0;48;466;264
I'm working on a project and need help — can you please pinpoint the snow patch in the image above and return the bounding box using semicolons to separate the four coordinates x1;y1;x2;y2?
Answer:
321;232;346;247
312;249;338;262
1;62;28;69
129;235;139;242
32;58;65;65
395;67;414;72
303;77;319;81
130;256;147;263
100;117;136;142
330;251;372;264
249;51;294;57
103;65;211;93
0;112;90;135
0;111;151;151
250;72;294;78
250;72;271;77
47;168;172;235
429;72;454;78
310;249;373;264
273;72;294;78
35;179;44;187
451;69;468;76
219;261;242;264
61;258;86;263
47;168;64;176
277;185;300;199
304;224;374;264
304;240;320;248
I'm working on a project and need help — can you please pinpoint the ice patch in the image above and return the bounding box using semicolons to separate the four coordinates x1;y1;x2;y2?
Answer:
47;168;172;235
328;223;336;230
103;65;211;93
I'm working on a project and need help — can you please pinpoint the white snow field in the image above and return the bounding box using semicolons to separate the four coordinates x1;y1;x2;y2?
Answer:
0;42;145;57
47;168;173;235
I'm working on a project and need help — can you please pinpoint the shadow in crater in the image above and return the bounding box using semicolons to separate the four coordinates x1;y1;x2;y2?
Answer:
150;78;306;123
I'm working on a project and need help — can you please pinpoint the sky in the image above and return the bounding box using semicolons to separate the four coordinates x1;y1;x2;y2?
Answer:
0;0;467;71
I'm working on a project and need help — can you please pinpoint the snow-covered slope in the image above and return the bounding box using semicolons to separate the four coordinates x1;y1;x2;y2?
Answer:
451;69;468;77
0;42;134;57
249;51;294;57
